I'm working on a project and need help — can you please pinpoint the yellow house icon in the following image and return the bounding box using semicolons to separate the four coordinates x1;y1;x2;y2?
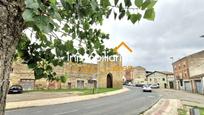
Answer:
114;41;133;53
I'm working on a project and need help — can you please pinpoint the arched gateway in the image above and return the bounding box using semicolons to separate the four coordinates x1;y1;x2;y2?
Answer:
107;73;113;88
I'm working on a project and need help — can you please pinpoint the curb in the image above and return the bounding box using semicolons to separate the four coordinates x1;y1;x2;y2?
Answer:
6;87;129;110
142;98;165;115
140;95;162;115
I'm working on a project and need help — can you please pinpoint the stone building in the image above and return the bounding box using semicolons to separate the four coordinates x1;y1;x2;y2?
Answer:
123;66;133;83
132;66;146;84
10;59;123;90
10;62;35;90
173;50;204;94
146;71;175;89
123;66;146;84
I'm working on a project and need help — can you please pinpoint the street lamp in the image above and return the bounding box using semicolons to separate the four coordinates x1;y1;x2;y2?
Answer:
200;35;204;38
170;57;174;64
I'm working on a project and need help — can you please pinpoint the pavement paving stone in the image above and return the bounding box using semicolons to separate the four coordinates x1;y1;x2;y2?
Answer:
143;99;182;115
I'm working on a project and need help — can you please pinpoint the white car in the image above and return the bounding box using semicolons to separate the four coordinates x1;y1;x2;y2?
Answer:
127;82;133;86
142;84;152;92
150;84;160;89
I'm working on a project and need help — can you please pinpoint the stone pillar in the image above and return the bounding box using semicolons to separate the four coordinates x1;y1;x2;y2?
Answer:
191;80;196;93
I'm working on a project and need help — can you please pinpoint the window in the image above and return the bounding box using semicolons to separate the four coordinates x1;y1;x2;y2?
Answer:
162;78;165;81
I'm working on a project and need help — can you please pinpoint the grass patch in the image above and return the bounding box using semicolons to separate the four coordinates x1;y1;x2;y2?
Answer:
198;107;204;115
178;108;187;115
179;106;204;115
190;106;204;115
24;88;120;95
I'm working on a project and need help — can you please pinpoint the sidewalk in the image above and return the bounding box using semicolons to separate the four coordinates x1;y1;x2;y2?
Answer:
142;89;204;115
143;99;183;115
154;89;204;105
154;89;204;108
6;87;129;110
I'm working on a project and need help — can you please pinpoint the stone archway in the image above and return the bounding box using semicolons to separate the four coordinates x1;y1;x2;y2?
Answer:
107;73;113;88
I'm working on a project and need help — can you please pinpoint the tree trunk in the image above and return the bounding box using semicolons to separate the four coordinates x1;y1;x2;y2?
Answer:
0;0;24;115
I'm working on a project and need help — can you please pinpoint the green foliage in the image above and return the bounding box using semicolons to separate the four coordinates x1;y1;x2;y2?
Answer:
135;0;143;8
25;0;39;9
124;0;132;7
177;108;187;115
17;0;157;82
199;107;204;115
100;0;111;8
22;9;34;21
130;13;142;24
144;8;155;20
60;75;68;83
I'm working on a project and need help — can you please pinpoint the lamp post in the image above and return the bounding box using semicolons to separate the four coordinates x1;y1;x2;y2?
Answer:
200;35;204;38
170;56;176;89
170;57;174;64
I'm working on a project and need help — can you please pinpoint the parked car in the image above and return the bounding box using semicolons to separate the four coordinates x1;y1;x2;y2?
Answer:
8;85;23;94
150;84;160;89
127;82;133;86
135;84;144;87
142;84;152;92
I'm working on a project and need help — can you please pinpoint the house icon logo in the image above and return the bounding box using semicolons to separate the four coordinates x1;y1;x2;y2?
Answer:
114;41;133;53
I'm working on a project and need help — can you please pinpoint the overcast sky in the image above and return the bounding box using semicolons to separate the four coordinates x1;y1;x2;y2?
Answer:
98;0;204;72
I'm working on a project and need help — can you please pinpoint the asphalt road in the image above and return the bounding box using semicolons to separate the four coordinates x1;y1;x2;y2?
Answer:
6;87;160;115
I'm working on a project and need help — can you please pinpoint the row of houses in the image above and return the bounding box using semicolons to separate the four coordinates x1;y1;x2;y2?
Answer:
122;50;204;95
123;66;176;89
172;50;204;94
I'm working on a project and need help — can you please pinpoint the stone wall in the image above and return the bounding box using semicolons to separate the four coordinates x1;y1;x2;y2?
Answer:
10;62;34;85
64;63;98;89
10;60;123;89
97;60;123;89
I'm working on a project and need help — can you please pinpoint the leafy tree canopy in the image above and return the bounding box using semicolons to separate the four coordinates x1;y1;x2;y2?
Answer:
16;0;157;81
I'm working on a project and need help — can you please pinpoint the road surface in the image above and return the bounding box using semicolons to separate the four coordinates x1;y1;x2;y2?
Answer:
6;87;160;115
